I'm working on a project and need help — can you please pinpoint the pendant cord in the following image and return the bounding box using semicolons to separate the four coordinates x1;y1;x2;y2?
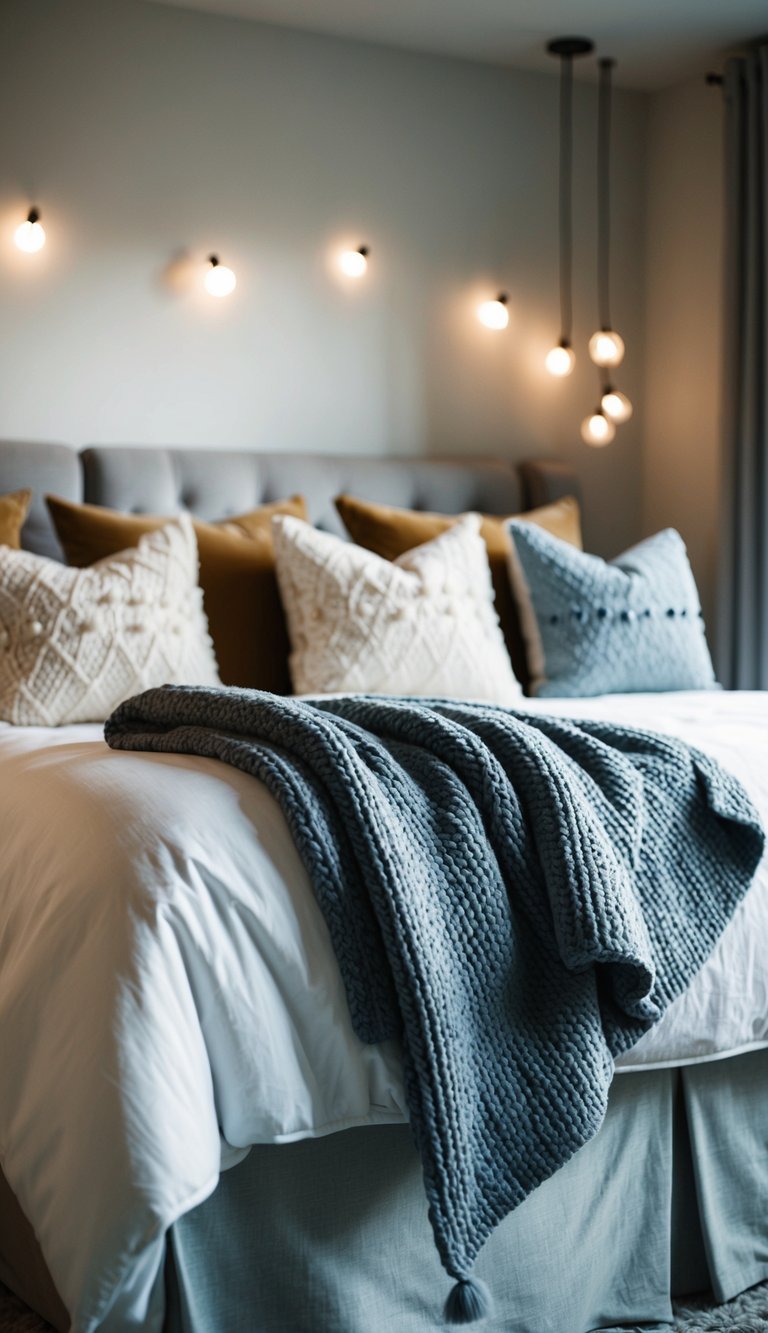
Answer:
559;54;573;345
597;58;614;332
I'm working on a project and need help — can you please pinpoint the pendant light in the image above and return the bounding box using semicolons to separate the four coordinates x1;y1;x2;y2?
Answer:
545;38;593;377
581;406;616;447
601;386;633;423
589;58;626;371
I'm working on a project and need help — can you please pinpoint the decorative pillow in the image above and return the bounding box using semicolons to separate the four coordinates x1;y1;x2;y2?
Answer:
0;490;32;549
506;522;716;698
334;492;582;688
0;516;220;726
46;494;307;693
272;513;522;703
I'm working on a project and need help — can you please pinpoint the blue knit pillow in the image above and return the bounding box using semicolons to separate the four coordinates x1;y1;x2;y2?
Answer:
507;522;717;697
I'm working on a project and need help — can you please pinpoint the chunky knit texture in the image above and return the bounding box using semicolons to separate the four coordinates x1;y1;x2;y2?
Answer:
507;522;717;697
0;517;219;725
105;688;764;1321
272;513;522;703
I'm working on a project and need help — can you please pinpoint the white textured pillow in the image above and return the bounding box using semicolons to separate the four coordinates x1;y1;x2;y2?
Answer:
272;513;522;703
0;515;220;725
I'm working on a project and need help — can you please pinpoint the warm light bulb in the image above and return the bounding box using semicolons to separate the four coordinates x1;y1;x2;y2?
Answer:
588;329;625;367
338;247;369;277
204;255;236;297
545;344;575;377
581;409;616;448
15;210;46;253
601;387;633;423
477;295;509;330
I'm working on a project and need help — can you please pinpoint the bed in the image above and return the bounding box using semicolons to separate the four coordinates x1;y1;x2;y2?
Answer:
0;442;766;1333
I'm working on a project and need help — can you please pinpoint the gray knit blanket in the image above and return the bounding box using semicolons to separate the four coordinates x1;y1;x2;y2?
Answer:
105;688;764;1325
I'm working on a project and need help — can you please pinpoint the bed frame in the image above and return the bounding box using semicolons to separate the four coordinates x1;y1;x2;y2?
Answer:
1;442;766;1333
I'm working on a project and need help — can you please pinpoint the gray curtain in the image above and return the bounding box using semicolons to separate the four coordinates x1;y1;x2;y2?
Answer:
718;46;768;689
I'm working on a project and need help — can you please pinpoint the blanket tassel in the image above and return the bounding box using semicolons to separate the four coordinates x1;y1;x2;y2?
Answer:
444;1277;492;1325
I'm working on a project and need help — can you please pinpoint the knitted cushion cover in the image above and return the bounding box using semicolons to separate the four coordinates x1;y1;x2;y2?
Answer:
507;523;717;697
46;493;308;693
334;492;583;689
0;516;219;725
272;513;522;703
106;688;764;1324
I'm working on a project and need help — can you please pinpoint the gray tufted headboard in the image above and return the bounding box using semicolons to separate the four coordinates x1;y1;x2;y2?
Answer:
0;442;580;558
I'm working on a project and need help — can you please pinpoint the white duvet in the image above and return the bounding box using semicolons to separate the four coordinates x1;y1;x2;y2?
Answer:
1;690;767;1330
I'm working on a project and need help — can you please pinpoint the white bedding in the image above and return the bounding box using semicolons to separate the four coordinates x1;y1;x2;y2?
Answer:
1;689;766;1330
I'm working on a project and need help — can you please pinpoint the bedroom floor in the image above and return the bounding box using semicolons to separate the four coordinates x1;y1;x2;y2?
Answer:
2;1281;768;1333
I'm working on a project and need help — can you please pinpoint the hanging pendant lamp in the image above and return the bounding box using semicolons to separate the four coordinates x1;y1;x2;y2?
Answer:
589;58;627;371
545;37;594;377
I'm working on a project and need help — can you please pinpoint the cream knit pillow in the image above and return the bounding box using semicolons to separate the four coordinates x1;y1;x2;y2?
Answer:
0;515;220;726
272;513;521;703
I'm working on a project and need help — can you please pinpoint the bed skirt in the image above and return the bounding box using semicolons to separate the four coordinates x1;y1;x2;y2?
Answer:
1;1051;766;1331
164;1050;768;1333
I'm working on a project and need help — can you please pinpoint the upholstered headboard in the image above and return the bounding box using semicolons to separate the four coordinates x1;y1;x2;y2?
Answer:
0;442;580;558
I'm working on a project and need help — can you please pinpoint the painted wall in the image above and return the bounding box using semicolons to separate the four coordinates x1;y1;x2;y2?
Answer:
642;77;724;631
0;0;647;556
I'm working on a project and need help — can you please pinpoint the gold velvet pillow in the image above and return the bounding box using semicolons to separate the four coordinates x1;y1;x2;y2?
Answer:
334;493;582;689
46;494;308;693
0;490;32;549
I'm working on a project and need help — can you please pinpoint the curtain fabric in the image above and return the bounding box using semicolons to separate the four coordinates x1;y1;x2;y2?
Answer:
718;47;768;689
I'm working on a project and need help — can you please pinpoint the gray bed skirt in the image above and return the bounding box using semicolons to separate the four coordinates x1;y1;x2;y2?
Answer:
164;1049;768;1333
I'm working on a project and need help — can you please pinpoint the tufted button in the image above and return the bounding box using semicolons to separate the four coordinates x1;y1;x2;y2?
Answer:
666;608;676;618
180;490;197;510
571;607;584;622
549;614;559;625
680;609;687;617
643;609;652;618
620;610;635;624
597;608;608;620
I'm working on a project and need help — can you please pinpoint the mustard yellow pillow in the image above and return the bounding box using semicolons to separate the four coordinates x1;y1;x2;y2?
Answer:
334;493;582;689
46;494;308;694
0;490;32;550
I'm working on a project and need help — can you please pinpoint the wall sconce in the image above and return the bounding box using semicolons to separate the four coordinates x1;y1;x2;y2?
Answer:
338;245;369;277
581;407;616;447
204;254;236;297
15;208;46;253
477;293;510;330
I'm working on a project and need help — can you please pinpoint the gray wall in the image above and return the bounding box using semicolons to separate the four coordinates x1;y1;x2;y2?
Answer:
0;0;648;556
642;77;723;630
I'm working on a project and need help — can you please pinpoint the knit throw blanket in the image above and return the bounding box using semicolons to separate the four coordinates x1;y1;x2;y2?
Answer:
105;688;764;1325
